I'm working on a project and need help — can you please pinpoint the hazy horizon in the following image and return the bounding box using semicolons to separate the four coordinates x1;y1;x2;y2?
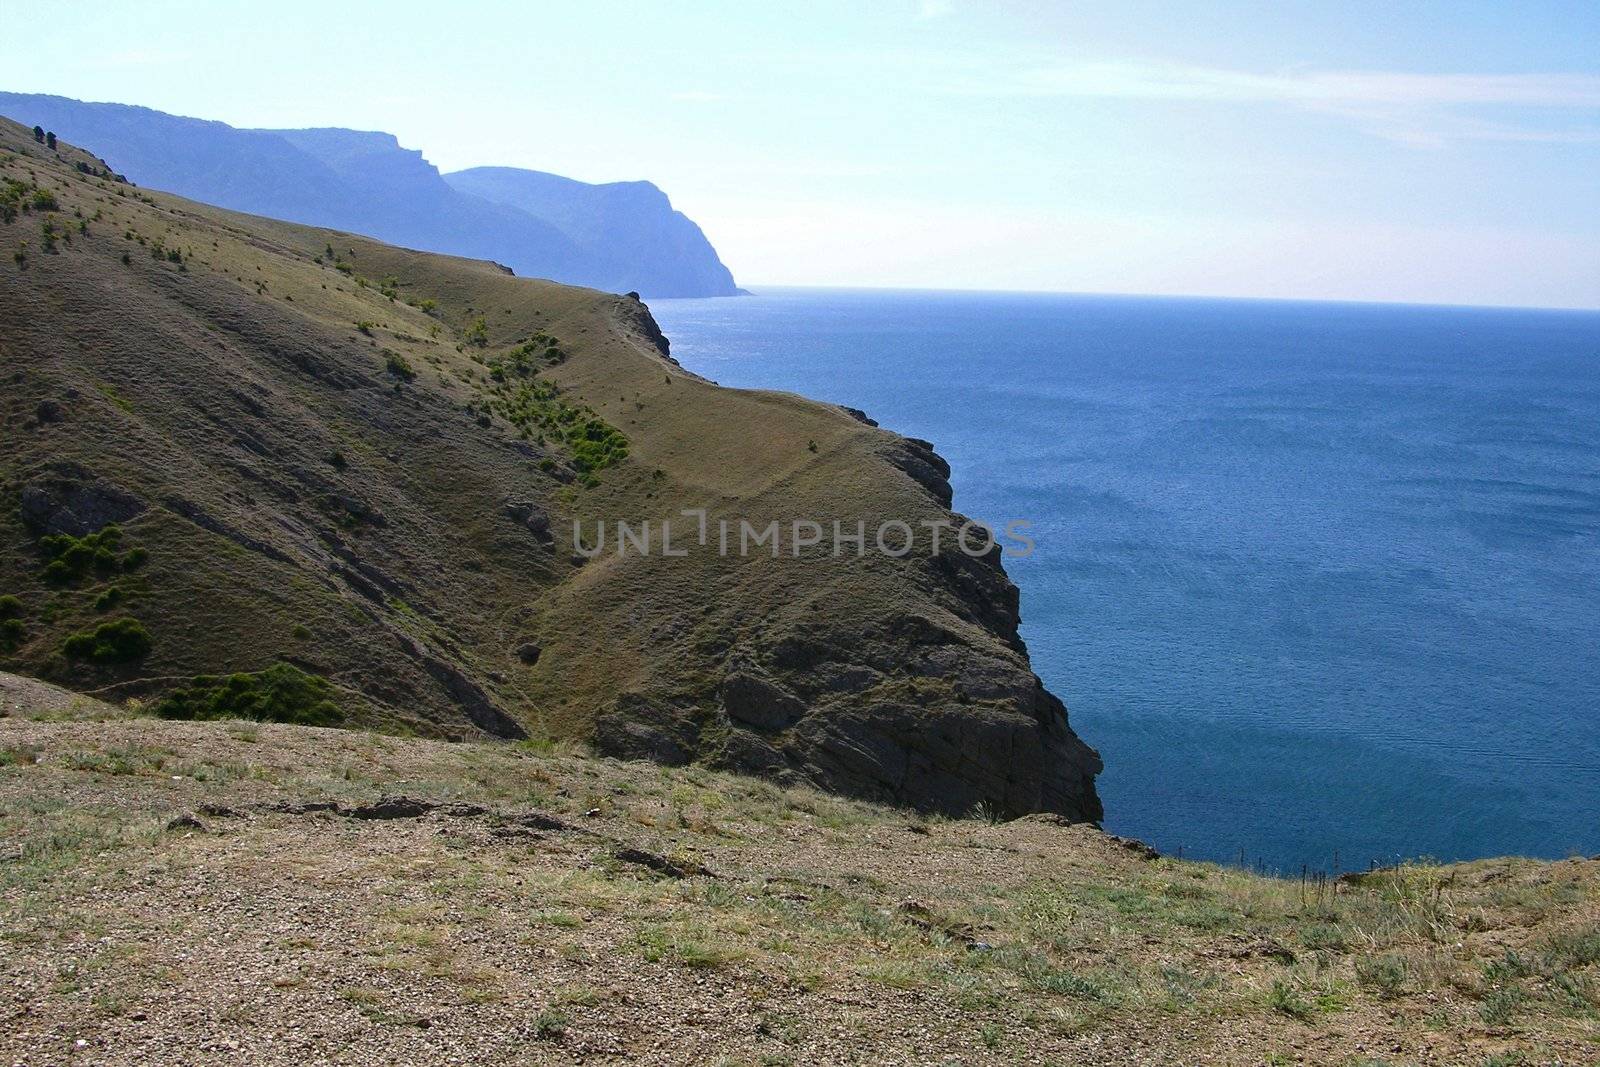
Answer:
686;281;1600;314
2;1;1596;309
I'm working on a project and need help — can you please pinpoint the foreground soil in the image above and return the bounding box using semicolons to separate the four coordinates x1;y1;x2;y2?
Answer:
2;693;1596;1065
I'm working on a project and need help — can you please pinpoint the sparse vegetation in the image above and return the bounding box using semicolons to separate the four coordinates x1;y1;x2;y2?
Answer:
384;350;417;381
487;378;627;476
0;701;1590;1063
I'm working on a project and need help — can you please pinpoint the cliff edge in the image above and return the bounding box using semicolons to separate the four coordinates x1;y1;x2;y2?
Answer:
0;116;1098;820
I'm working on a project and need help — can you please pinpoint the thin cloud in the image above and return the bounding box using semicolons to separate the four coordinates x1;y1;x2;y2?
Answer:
1006;64;1600;108
947;61;1600;145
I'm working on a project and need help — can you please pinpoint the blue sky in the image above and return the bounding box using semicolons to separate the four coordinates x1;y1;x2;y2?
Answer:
4;1;1597;307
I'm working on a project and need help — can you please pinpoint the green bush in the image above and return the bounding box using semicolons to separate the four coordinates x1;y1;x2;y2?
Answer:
154;663;342;726
0;594;22;619
39;526;127;585
503;333;566;372
464;317;489;346
93;586;124;612
61;617;151;664
384;351;417;381
489;379;628;475
0;618;25;652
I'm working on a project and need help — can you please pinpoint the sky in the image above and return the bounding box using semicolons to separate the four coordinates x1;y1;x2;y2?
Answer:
3;1;1597;308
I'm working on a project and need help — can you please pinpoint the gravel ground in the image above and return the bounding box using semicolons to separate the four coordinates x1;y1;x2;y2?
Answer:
2;701;1596;1065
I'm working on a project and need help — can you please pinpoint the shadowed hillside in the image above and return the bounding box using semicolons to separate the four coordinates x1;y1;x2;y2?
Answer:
0;92;742;298
0;117;1098;821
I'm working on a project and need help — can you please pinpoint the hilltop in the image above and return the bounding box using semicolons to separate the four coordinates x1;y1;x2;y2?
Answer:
0;116;1097;821
1;682;1596;1065
0;92;742;298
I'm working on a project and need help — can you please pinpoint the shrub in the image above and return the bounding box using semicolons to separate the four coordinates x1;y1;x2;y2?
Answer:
0;618;25;652
1266;979;1312;1020
464;317;489;346
489;379;628;475
384;351;416;382
503;334;565;372
153;663;342;726
0;594;22;619
355;320;377;335
31;189;58;211
39;526;126;584
1355;954;1408;998
61;617;152;664
531;1010;567;1040
121;546;149;571
93;586;124;612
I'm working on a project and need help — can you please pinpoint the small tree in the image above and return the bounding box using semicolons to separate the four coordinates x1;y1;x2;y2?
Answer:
45;131;57;149
32;126;44;144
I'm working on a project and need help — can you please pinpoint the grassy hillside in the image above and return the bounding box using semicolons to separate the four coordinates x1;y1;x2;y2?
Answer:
0;117;1098;819
1;686;1596;1065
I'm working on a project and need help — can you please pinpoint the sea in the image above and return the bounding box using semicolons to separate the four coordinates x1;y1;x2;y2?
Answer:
651;287;1600;872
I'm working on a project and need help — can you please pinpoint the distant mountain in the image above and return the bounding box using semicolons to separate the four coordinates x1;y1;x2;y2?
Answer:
446;167;743;299
0;92;742;297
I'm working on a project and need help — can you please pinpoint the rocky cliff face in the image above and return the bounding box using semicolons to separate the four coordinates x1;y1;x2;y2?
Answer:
0;116;1099;823
445;167;743;298
591;429;1103;823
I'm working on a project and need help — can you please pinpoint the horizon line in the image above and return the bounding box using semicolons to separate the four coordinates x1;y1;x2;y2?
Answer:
707;283;1600;315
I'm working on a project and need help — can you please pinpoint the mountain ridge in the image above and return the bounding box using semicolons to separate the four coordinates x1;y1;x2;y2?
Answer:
0;91;742;298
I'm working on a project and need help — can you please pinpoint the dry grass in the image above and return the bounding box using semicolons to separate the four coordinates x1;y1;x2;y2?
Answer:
2;703;1596;1065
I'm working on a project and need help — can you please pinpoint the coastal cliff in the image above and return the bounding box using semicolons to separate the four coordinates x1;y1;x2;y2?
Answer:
0;117;1098;820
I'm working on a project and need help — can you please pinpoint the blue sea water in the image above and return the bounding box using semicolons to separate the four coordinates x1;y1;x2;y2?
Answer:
651;287;1600;872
